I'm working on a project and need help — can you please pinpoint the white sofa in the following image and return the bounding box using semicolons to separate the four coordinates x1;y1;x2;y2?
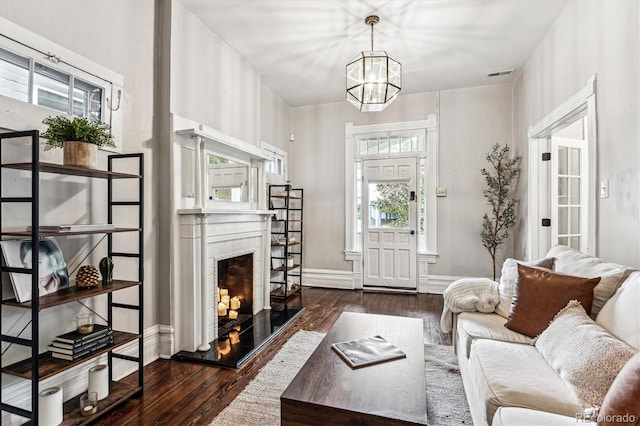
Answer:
453;246;639;426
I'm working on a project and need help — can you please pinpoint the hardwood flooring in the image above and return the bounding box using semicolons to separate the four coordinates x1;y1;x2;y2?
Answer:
97;287;449;426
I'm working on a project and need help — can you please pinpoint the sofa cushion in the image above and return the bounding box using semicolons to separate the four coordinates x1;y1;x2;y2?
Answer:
456;312;532;358
547;245;635;318
598;352;640;426
535;301;636;408
495;257;556;318
597;271;640;349
468;339;583;424
492;407;580;426
505;264;599;337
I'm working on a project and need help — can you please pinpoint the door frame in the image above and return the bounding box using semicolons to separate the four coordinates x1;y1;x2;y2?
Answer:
527;75;598;259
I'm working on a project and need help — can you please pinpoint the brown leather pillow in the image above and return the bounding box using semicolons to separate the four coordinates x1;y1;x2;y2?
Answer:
598;352;640;426
504;264;600;337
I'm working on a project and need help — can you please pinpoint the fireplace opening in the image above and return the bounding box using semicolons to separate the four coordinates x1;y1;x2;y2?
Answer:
217;253;254;337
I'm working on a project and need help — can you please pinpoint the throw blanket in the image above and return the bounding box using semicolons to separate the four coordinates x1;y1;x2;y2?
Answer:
440;278;499;333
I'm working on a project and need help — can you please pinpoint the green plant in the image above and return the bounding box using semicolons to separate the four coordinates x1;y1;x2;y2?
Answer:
41;116;116;151
481;143;522;280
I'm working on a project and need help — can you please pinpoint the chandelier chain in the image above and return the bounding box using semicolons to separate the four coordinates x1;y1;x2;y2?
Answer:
370;22;374;51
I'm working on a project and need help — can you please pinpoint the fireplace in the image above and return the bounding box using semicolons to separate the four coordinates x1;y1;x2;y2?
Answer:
217;253;254;336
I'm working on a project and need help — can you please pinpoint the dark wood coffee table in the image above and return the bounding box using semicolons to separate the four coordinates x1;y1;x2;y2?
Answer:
281;312;427;425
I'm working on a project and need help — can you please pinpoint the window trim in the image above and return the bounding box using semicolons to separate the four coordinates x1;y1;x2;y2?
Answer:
344;117;438;258
0;17;124;152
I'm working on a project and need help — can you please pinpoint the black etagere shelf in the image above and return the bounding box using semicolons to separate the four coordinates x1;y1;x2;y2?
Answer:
269;184;303;300
0;130;144;425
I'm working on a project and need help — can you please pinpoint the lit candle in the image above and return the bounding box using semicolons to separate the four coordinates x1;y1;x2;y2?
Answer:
218;339;231;355
217;302;227;317
228;310;238;319
230;296;241;310
217;288;221;302
229;330;240;344
221;295;230;308
219;288;229;297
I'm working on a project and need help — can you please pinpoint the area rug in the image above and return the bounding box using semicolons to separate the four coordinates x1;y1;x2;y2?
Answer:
210;329;472;426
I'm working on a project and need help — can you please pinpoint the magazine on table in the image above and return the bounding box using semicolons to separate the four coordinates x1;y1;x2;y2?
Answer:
0;237;69;302
332;335;406;369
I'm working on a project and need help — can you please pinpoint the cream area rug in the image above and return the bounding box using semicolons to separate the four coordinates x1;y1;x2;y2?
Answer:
210;329;472;426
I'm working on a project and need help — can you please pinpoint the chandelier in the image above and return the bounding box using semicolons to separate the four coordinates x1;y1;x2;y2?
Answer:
346;15;401;112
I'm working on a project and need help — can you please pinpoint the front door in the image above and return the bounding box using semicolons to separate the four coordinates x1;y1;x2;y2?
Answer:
362;158;417;290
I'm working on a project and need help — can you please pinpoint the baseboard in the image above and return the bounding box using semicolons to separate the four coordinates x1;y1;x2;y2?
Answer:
302;268;354;290
422;275;470;294
1;325;160;426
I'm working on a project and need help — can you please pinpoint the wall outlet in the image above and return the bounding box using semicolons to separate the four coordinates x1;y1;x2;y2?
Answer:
436;187;447;197
600;179;609;199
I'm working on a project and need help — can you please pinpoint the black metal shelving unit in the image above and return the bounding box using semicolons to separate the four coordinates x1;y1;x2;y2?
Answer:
0;130;144;425
269;184;303;300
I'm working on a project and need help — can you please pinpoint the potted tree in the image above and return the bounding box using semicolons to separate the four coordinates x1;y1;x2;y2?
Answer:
41;116;116;169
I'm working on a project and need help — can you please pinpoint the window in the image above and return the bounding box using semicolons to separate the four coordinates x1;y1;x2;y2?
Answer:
0;17;123;151
261;142;287;182
345;117;438;259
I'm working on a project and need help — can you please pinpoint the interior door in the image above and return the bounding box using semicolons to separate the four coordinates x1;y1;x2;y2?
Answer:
362;158;417;289
551;136;588;252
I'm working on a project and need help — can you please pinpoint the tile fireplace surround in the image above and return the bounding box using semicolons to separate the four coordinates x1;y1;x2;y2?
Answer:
175;211;273;353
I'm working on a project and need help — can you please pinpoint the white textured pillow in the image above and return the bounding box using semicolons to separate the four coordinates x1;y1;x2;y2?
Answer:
535;301;637;408
495;257;556;318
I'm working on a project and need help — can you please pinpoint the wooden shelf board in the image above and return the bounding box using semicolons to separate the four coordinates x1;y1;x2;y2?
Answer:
1;227;140;237
1;162;140;179
270;286;301;300
269;195;302;199
1;331;140;380
2;280;141;310
61;381;141;426
271;242;301;247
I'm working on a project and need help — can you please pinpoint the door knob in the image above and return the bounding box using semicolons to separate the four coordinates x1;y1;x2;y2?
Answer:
410;230;415;235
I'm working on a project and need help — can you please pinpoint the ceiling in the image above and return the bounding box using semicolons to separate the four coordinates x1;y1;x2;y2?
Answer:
179;0;569;108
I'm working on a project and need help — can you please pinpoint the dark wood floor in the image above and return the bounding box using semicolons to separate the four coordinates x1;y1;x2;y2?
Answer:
97;287;449;426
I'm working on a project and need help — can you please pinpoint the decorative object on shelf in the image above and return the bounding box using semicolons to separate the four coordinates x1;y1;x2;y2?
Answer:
76;265;101;288
39;386;63;426
0;237;69;302
80;391;98;416
480;143;522;280
287;255;295;267
88;364;109;400
75;313;94;334
99;256;114;283
41;115;116;168
346;15;401;112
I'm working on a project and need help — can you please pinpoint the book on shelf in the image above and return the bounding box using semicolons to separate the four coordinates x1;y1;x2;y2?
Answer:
54;324;112;345
50;339;113;361
331;335;406;369
50;330;114;350
48;333;114;356
26;223;116;233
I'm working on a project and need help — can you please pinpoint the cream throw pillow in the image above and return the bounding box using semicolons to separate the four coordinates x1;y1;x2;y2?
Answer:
495;257;555;318
534;301;637;408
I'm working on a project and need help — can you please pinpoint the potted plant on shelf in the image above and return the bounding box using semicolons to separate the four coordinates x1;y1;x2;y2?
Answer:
41;116;116;168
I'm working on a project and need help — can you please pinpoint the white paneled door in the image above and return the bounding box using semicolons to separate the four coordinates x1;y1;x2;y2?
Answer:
362;158;417;290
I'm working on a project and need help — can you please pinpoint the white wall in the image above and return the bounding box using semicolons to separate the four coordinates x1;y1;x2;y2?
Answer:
261;84;291;152
513;0;640;267
291;85;513;278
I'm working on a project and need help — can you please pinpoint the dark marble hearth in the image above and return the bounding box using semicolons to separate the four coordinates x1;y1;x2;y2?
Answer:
173;305;305;368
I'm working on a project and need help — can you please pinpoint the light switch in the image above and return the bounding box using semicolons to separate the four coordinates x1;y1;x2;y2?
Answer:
436;187;447;197
600;179;609;199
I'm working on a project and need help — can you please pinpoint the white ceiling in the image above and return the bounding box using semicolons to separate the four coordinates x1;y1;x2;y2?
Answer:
179;0;569;108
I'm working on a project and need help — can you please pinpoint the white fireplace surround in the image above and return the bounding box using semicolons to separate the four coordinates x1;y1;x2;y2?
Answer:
176;213;271;352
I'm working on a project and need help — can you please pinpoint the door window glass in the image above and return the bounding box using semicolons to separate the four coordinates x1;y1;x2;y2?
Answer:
367;182;409;229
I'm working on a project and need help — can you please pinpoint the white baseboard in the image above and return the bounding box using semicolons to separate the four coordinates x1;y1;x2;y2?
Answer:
158;324;175;359
422;275;470;294
1;325;160;426
302;268;354;290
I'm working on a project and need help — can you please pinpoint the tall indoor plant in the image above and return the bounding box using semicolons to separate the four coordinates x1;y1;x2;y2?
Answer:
480;143;521;280
42;116;116;168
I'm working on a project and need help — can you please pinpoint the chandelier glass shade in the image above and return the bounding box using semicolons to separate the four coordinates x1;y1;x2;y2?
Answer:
346;16;401;112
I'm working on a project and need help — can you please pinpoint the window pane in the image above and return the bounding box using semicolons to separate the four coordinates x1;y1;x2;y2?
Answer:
389;136;400;153
569;148;580;175
367;138;378;155
368;182;409;229
569;236;580;250
558;236;568;246
558;207;569;234
400;135;411;152
569;177;580;204
570;207;580;234
359;138;367;155
558;147;568;175
558;177;568;204
34;62;70;113
0;47;29;102
73;78;103;121
378;136;389;154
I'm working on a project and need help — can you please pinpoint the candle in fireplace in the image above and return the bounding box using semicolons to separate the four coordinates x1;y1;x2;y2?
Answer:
221;295;230;308
230;296;241;310
220;288;229;297
228;310;238;319
217;302;227;317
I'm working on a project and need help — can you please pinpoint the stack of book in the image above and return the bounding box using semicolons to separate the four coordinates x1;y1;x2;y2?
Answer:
48;324;114;361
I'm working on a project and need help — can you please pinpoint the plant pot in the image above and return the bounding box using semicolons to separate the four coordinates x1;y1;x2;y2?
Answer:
63;141;97;168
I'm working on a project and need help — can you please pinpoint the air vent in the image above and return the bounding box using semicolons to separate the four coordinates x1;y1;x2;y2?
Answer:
487;69;515;77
